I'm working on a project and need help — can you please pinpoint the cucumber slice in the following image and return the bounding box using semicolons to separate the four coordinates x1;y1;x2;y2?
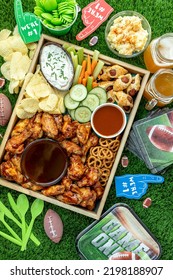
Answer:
82;94;100;111
64;93;79;110
74;106;92;123
89;87;107;104
68;109;75;120
70;84;87;101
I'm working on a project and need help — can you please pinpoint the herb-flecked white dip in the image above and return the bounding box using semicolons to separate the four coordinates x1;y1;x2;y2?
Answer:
40;43;74;91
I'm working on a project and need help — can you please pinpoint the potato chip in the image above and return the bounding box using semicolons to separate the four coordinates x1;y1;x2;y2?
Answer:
9;79;20;94
16;106;35;119
12;25;19;36
34;83;53;98
1;61;11;80
0;29;11;41
28;50;35;59
47;107;61;114
10;52;31;81
9;34;28;55
27;42;37;50
39;94;58;112
20;98;39;114
0;40;13;60
58;96;66;114
22;73;34;89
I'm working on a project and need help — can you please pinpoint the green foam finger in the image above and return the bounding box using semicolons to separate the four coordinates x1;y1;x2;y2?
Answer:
14;0;25;25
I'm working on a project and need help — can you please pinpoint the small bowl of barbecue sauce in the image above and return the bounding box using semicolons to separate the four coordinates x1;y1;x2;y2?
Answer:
21;139;68;187
91;103;127;138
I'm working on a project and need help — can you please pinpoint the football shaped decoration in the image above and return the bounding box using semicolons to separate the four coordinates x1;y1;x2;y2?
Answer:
44;209;63;243
0;93;12;126
146;125;173;152
109;251;141;260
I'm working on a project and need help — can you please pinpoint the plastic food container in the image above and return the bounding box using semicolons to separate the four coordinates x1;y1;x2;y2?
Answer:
76;203;161;260
105;10;151;58
41;5;79;36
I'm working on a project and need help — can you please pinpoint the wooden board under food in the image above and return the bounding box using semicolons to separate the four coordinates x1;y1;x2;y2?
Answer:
0;34;150;219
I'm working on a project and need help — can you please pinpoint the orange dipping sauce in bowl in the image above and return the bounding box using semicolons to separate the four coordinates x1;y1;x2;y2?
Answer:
21;139;68;187
91;103;127;138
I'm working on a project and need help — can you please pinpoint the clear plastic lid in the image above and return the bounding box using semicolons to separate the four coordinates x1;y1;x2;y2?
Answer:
76;203;161;260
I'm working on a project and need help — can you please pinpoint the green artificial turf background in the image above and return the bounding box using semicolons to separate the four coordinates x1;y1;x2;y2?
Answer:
0;0;173;260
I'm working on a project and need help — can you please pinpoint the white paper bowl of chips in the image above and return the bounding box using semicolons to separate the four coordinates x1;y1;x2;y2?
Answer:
105;10;151;58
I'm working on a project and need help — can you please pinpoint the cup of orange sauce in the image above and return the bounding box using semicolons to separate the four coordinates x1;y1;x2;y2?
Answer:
143;69;173;110
21;138;68;187
91;103;127;138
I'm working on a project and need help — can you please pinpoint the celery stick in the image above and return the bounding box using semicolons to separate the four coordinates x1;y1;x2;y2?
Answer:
62;43;70;50
72;64;82;85
67;46;76;54
77;48;84;65
70;52;78;70
93;60;104;80
92;50;100;61
86;76;94;92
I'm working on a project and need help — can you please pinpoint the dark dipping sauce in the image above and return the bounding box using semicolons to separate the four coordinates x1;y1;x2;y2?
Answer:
93;105;125;136
21;139;68;187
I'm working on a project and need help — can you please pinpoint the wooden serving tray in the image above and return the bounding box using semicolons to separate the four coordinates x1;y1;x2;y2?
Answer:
0;34;150;219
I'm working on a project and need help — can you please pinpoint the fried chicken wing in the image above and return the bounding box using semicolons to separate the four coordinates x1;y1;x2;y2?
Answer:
0;161;25;184
41;184;65;196
60;140;83;156
53;114;63;131
56;184;97;210
76;122;91;145
79;188;97;210
11;119;30;137
30;112;43;139
5;129;32;154
41;112;58;138
77;167;101;187
56;184;82;205
67;154;86;180
22;181;43;191
82;133;99;160
92;181;104;199
61;176;72;190
61;115;78;138
10;154;22;172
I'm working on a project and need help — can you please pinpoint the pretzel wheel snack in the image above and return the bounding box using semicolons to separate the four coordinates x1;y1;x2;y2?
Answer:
102;158;114;169
98;147;114;160
100;168;111;186
90;146;102;157
99;137;120;153
87;155;102;168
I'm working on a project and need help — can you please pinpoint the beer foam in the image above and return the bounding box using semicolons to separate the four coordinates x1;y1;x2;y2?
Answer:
158;37;173;59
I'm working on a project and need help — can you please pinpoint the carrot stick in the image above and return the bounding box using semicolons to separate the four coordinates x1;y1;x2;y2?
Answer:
82;78;87;86
87;54;92;76
91;60;97;73
84;70;89;80
78;76;82;84
79;60;87;80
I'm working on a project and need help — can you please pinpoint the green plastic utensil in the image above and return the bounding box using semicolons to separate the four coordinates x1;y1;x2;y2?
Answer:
16;194;29;240
7;193;21;218
3;195;40;246
0;211;21;242
21;199;44;251
0;230;22;246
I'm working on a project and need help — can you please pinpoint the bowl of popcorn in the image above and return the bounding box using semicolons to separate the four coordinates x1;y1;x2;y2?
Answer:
105;10;151;58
